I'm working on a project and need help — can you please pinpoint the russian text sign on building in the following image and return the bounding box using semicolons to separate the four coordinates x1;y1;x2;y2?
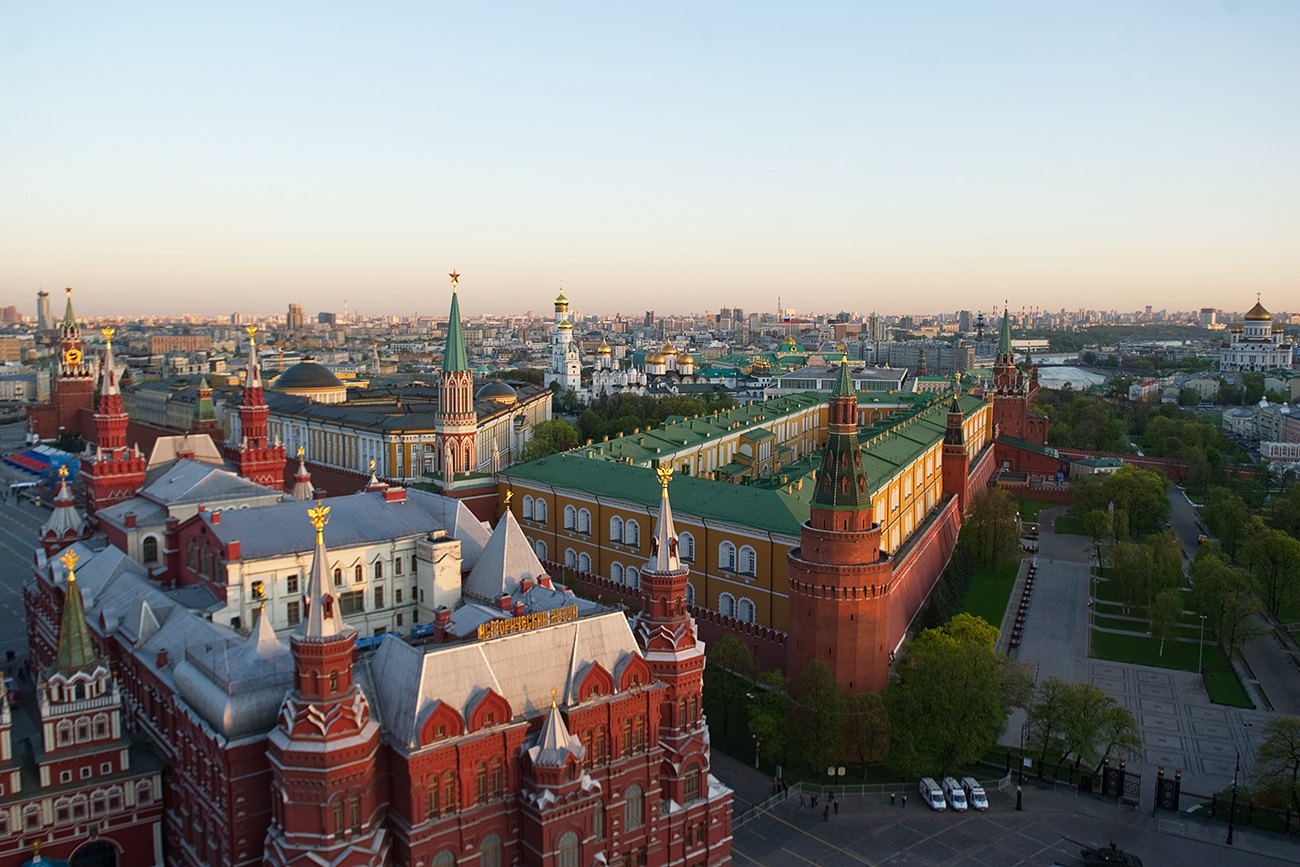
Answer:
477;605;578;640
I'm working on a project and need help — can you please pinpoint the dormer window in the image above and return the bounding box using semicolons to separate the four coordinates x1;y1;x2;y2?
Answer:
483;712;494;727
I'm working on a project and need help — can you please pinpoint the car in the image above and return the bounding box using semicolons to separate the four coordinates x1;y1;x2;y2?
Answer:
942;777;968;811
919;777;946;811
960;776;989;810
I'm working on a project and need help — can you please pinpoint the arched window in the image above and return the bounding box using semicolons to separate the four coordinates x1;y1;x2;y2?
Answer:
136;780;153;805
355;564;364;583
685;582;695;606
93;713;110;739
535;539;547;561
594;800;605;840
556;831;580;867
522;495;534;519
719;592;736;618
22;804;41;831
534;499;547;522
685;763;701;802
624;784;644;830
719;542;736;571
737;597;756;624
564;548;577;568
56;719;73;746
577;552;591;573
679;531;695;561
432;851;455;867
374;560;384;580
333;568;343;587
739;545;757;576
564;504;577;530
610;516;624;543
626;566;639;590
480;834;502;867
610;562;624;585
625;520;640;547
578;508;591;534
142;536;158;563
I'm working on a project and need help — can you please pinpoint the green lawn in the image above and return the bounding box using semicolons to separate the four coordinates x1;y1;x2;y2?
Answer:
1054;515;1088;536
1017;499;1054;522
1090;630;1252;707
959;559;1022;630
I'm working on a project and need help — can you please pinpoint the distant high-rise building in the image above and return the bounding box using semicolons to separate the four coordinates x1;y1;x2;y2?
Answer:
1199;307;1217;328
37;289;51;330
318;311;338;326
0;306;20;325
959;310;971;332
644;310;655;328
230;312;243;325
286;303;305;330
867;312;887;342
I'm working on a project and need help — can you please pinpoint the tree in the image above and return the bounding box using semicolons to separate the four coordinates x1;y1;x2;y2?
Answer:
789;661;846;773
1149;589;1183;658
520;419;580;462
1081;510;1112;569
886;614;1022;778
1254;716;1300;815
963;488;1021;569
703;635;758;736
1059;683;1113;772
1190;554;1264;660
1243;520;1300;615
845;692;891;776
1026;677;1075;777
1095;705;1143;771
1205;487;1250;560
746;669;789;768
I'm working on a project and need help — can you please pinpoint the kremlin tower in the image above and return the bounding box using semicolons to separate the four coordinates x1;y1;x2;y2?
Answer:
81;327;148;516
990;305;1047;446
435;272;477;479
52;288;95;436
232;325;287;490
264;505;388;866
785;358;894;692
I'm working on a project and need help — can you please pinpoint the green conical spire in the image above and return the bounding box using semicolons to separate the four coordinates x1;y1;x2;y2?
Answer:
54;554;98;672
831;355;855;398
62;288;77;329
442;289;470;373
997;304;1012;355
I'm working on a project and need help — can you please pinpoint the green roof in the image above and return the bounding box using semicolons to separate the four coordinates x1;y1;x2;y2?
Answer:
63;292;77;329
54;572;98;673
442;290;470;373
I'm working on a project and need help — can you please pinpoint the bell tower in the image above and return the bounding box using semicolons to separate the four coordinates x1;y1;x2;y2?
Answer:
786;358;893;692
264;505;388;866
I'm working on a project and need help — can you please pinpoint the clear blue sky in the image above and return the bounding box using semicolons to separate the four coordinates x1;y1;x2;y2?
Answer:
3;2;1297;317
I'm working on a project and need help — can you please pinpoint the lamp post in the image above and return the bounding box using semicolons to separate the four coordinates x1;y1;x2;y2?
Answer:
1227;751;1240;846
1017;721;1027;811
753;734;761;769
1198;614;1207;678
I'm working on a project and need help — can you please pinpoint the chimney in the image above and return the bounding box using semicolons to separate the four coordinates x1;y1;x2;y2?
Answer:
434;607;452;625
227;540;241;560
211;511;220;525
513;601;525;616
124;513;136;529
313;489;327;500
156;648;168;669
384;487;406;503
497;595;512;611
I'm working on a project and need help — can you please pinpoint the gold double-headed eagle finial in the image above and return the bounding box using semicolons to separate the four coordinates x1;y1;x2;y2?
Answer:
245;325;258;339
308;504;330;544
297;446;305;458
551;686;558;708
58;464;68;480
101;326;114;344
60;548;79;578
656;465;673;491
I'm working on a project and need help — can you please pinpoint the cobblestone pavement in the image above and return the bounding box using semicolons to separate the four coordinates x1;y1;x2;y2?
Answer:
730;785;1298;866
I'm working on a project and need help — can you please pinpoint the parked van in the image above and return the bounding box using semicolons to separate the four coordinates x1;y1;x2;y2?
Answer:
919;777;946;810
960;776;989;810
942;777;968;811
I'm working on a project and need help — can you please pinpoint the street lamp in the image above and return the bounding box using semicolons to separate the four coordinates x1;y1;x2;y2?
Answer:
1227;751;1240;845
752;734;761;769
1198;614;1207;678
1017;721;1027;811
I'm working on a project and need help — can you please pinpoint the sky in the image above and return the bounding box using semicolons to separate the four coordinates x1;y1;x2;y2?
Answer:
2;2;1298;318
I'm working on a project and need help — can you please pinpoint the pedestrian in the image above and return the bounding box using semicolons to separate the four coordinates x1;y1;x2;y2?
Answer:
833;799;839;815
890;793;896;806
902;795;907;809
799;793;805;808
823;805;829;822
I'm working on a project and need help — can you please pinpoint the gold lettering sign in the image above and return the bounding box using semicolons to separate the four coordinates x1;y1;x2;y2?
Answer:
477;605;579;641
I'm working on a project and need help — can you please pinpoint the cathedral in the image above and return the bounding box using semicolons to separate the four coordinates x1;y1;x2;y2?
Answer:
1219;295;1292;372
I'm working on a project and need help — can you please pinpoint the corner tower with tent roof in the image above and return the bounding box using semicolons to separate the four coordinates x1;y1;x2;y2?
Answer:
435;271;478;478
82;327;148;516
264;504;388;866
785;357;894;692
233;325;287;490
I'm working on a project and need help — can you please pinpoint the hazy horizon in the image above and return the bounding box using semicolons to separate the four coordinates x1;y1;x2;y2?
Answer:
3;3;1297;318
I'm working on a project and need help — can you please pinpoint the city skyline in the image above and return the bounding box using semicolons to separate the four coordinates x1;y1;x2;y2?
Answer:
3;3;1299;316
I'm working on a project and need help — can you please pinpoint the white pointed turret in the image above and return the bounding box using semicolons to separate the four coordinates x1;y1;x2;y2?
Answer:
245;326;261;388
646;465;682;573
300;505;343;638
40;467;86;553
100;328;120;397
527;699;584;769
291;448;314;500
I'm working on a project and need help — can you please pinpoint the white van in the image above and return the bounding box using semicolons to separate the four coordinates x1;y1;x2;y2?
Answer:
960;776;989;810
942;777;968;811
919;777;946;810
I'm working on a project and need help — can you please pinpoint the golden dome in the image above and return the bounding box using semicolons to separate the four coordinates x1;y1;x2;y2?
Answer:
662;344;677;356
1244;300;1271;321
677;351;694;366
1272;326;1284;333
558;320;572;330
555;290;569;311
646;350;666;365
1231;326;1244;333
596;337;611;355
